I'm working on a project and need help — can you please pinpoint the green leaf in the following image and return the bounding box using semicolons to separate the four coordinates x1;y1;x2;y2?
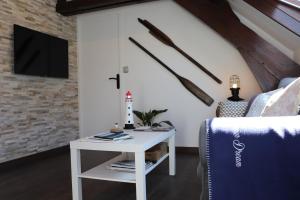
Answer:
152;109;168;117
133;110;144;120
133;109;168;126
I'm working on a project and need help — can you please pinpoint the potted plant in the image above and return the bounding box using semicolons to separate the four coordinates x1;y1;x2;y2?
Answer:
133;109;173;130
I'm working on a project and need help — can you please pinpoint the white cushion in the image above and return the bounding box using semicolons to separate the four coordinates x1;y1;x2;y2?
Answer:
261;78;300;116
246;89;283;117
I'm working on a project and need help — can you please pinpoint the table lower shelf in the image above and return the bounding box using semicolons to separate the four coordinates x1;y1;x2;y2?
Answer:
78;153;169;183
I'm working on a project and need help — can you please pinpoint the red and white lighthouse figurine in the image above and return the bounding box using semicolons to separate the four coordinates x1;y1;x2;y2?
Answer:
124;91;135;129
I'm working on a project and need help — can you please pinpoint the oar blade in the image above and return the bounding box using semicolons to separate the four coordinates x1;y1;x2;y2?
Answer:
178;76;214;106
138;18;222;85
129;36;214;106
138;18;175;47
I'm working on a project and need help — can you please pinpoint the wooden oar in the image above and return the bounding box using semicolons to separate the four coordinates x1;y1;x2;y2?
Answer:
129;37;214;106
138;18;222;84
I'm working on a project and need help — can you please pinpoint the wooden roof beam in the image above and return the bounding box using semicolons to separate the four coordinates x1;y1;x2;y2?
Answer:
56;0;157;16
175;0;300;91
244;0;300;37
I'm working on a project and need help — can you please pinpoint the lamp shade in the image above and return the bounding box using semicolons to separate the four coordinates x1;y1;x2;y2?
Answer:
229;75;240;89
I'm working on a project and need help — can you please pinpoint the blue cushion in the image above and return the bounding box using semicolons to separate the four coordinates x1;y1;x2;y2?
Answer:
278;77;298;88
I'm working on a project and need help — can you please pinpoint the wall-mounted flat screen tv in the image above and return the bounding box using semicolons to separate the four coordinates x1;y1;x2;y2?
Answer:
13;24;69;78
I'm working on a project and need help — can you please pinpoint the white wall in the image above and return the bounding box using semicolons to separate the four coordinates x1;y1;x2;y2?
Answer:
78;0;263;147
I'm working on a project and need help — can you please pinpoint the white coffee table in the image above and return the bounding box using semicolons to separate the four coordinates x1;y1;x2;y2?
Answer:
70;129;176;200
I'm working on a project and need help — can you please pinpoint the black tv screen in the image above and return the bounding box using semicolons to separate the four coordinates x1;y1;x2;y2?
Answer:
14;24;69;78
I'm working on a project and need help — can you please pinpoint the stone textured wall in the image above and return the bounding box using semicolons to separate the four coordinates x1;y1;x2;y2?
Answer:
0;0;78;163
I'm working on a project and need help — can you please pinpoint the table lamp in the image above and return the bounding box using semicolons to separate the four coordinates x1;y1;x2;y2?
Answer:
228;75;244;101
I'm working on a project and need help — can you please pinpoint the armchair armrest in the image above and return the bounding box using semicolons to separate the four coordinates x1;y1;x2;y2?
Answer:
200;116;300;161
198;116;300;200
209;116;300;136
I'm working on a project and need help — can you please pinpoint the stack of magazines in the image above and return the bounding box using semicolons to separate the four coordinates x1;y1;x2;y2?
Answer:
92;132;132;141
108;160;153;172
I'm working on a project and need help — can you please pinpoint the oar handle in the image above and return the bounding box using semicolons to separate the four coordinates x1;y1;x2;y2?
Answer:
129;37;179;78
173;45;222;84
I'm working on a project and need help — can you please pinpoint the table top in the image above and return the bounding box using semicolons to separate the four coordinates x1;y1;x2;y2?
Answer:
70;129;175;152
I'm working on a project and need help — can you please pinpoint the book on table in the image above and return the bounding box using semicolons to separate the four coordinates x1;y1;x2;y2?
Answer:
108;160;154;172
92;132;132;141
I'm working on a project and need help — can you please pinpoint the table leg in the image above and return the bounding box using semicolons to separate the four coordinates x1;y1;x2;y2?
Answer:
169;135;176;176
135;151;147;200
71;148;83;200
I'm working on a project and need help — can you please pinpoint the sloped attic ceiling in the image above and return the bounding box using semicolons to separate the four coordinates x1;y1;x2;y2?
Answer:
175;0;300;92
244;0;300;37
56;0;300;91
